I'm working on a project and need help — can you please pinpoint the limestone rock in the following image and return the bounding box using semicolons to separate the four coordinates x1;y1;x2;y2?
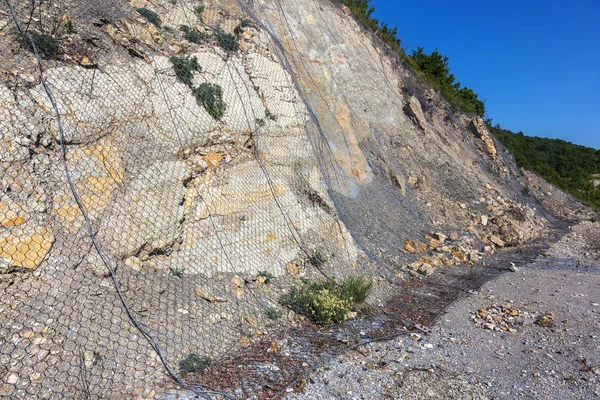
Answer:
489;235;506;247
0;226;54;270
481;215;488;226
98;161;188;257
469;116;497;158
53;138;124;231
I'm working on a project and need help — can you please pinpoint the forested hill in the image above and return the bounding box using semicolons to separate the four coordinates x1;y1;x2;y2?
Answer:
489;125;600;210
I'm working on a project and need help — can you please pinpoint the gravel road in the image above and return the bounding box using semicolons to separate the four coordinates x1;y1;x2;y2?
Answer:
285;221;600;400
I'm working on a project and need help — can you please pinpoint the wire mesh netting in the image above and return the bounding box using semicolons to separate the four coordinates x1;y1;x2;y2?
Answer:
0;0;557;398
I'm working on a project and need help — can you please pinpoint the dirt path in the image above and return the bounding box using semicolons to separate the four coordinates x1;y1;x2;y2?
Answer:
285;221;600;399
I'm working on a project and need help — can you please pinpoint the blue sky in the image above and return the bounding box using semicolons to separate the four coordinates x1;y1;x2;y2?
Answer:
370;0;600;149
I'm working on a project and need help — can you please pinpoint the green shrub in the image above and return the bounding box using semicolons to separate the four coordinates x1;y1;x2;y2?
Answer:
20;31;60;59
281;280;351;326
340;276;373;303
281;277;372;326
136;7;161;28
406;47;485;117
338;0;401;52
265;108;277;121
169;266;184;278
214;28;239;52
179;25;207;44
257;270;274;284
309;248;328;267
169;55;201;86
192;83;226;119
179;353;213;374
63;18;74;34
265;306;282;319
194;5;205;16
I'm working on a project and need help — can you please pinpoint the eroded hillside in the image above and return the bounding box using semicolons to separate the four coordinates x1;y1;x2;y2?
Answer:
0;0;591;398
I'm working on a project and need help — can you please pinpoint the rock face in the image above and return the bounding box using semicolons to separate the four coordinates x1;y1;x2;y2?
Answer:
248;0;549;266
468;115;498;158
0;0;569;398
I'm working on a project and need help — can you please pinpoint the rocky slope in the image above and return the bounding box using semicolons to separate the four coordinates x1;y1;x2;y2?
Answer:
0;0;596;398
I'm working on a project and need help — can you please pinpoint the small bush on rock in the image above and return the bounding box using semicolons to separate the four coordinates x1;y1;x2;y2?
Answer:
136;8;161;28
179;353;213;374
169;55;201;86
265;306;282;319
257;270;274;284
20;31;60;59
309;247;328;267
340;276;373;303
192;83;226;119
179;25;207;44
194;5;205;16
281;276;372;326
214;28;239;52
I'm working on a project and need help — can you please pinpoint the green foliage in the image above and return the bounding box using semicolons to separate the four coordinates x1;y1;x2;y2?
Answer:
406;47;485;117
169;266;184;278
309;248;328;267
280;277;372;326
257;270;274;284
336;1;484;117
240;18;253;28
337;0;401;52
169;55;201;86
339;276;373;303
265;306;282;319
63;18;74;34
20;31;60;59
179;353;213;374
255;118;265;128
192;83;226;119
92;351;102;365
265;108;277;121
213;29;239;52
489;124;600;211
179;25;207;44
136;7;161;28
194;5;205;16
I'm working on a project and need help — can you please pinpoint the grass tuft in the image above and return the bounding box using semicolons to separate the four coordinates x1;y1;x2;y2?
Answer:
340;276;373;303
265;306;282;319
179;353;213;374
257;270;275;284
20;31;60;59
309;248;328;267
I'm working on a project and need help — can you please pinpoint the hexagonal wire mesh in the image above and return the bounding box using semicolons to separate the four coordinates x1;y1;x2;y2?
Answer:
0;0;361;397
0;0;552;398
